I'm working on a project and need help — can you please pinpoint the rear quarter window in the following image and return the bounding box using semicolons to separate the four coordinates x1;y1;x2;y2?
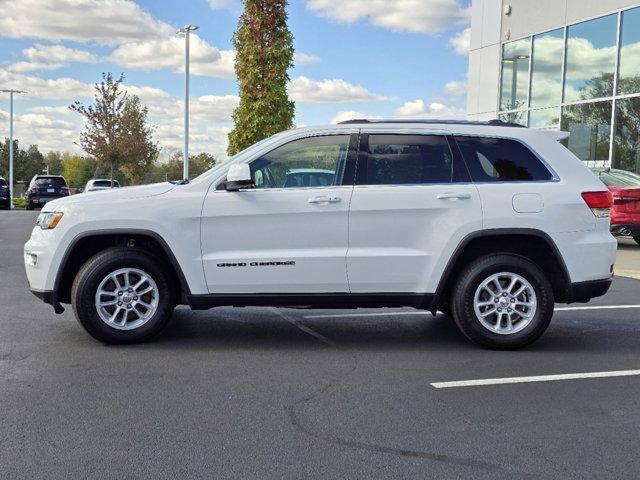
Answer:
455;136;554;182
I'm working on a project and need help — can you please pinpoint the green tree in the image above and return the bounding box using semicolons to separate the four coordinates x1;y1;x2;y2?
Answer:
44;151;65;175
70;72;158;185
151;151;217;182
227;0;295;155
62;155;97;189
0;139;45;181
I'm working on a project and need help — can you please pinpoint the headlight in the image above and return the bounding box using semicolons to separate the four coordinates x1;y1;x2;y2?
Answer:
36;212;64;230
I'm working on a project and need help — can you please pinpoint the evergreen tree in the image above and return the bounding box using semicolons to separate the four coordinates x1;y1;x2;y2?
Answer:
227;0;295;155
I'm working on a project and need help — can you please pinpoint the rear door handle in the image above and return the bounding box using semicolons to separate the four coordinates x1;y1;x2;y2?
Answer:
308;196;341;204
437;192;471;200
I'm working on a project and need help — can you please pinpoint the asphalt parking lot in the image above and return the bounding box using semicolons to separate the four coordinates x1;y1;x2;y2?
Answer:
2;211;640;479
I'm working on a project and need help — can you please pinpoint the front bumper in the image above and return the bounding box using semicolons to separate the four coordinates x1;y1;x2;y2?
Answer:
30;289;64;313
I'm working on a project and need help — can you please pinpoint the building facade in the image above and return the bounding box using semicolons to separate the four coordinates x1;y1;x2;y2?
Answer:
467;0;640;172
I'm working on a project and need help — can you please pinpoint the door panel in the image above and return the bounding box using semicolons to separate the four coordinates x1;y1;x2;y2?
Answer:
201;133;357;294
347;132;483;293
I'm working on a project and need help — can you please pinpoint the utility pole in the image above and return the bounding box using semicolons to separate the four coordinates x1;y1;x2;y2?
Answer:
177;24;199;181
1;89;26;209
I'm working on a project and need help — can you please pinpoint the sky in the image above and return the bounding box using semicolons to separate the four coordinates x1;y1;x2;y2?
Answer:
0;0;471;160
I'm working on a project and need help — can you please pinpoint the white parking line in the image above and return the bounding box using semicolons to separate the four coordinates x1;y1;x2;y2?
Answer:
431;370;640;389
304;304;640;319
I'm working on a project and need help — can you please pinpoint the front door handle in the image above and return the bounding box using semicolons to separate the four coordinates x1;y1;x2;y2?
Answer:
437;192;471;200
308;196;341;204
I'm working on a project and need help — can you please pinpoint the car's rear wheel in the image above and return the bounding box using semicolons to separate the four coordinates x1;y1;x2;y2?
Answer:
26;202;34;210
451;254;554;349
71;248;174;344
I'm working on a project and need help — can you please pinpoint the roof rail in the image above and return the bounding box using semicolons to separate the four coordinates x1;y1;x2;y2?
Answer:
337;118;526;128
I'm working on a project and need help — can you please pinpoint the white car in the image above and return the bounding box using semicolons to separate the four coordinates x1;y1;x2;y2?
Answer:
84;179;120;192
24;120;617;348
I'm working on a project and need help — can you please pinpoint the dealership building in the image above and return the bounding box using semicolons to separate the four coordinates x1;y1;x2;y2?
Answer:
467;0;640;172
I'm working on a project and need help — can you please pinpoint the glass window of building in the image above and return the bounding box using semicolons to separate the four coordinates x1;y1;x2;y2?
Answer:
560;101;612;161
618;7;640;95
530;28;565;107
499;111;528;126
500;38;531;111
529;107;560;130
613;97;640;173
564;14;617;103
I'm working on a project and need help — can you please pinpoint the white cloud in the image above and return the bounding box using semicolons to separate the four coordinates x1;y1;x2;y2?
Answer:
450;27;470;55
394;98;465;118
8;44;99;73
27;105;75;116
330;111;365;124
294;52;320;65
0;0;173;45
306;0;470;35
109;37;235;78
0;70;94;100
444;80;467;95
289;76;389;103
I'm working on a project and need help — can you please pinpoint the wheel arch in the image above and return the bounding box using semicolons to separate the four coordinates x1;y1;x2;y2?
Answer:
434;228;572;311
54;229;191;307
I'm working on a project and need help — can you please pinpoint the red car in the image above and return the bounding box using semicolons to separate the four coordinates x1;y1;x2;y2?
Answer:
592;168;640;246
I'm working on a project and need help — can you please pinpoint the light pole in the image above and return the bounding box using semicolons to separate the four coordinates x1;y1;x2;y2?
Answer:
1;89;26;209
502;55;529;123
177;24;199;181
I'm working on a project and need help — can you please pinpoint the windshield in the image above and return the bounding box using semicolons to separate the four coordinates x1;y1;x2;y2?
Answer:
189;134;282;184
92;180;119;187
597;170;640;188
34;177;67;188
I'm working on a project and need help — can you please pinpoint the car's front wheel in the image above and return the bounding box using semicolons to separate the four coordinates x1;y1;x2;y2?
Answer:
71;248;174;344
451;254;554;349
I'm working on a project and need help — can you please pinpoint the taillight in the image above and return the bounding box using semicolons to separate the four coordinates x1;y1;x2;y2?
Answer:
582;191;613;218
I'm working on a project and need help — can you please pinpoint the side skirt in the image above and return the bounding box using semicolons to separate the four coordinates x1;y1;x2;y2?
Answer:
187;293;436;311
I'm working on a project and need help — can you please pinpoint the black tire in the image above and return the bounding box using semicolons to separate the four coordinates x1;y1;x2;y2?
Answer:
71;247;174;344
634;236;640;246
26;202;34;210
451;254;554;350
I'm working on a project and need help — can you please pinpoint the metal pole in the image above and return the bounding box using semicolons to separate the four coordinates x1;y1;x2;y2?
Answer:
183;30;190;181
9;91;13;210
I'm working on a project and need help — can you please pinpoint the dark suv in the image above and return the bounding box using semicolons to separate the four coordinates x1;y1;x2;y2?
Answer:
0;177;10;210
26;175;70;210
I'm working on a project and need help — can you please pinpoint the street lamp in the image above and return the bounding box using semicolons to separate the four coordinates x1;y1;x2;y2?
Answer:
502;54;529;123
177;24;199;181
1;89;26;209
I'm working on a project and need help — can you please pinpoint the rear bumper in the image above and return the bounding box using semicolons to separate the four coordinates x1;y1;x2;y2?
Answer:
567;278;613;303
611;224;640;237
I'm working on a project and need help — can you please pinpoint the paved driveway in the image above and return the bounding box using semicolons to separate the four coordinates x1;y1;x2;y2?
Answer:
2;210;640;479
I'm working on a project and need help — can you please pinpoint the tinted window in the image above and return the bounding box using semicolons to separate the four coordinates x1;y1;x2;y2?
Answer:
362;135;453;185
33;177;67;187
618;7;640;95
249;135;349;189
613;97;640;173
455;136;554;182
561;101;612;161
530;28;564;107
93;180;119;187
597;170;640;188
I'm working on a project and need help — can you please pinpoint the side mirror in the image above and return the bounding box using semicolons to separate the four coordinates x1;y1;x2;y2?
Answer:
225;164;254;191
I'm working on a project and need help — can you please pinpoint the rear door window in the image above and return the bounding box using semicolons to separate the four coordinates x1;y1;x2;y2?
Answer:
34;177;68;188
455;136;554;182
358;135;456;185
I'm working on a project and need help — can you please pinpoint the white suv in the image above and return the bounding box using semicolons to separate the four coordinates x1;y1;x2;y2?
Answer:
24;120;617;348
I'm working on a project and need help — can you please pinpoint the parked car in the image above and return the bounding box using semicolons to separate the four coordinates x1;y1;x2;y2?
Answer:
592;168;640;246
84;179;120;192
24;120;616;349
25;175;69;210
0;177;10;210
